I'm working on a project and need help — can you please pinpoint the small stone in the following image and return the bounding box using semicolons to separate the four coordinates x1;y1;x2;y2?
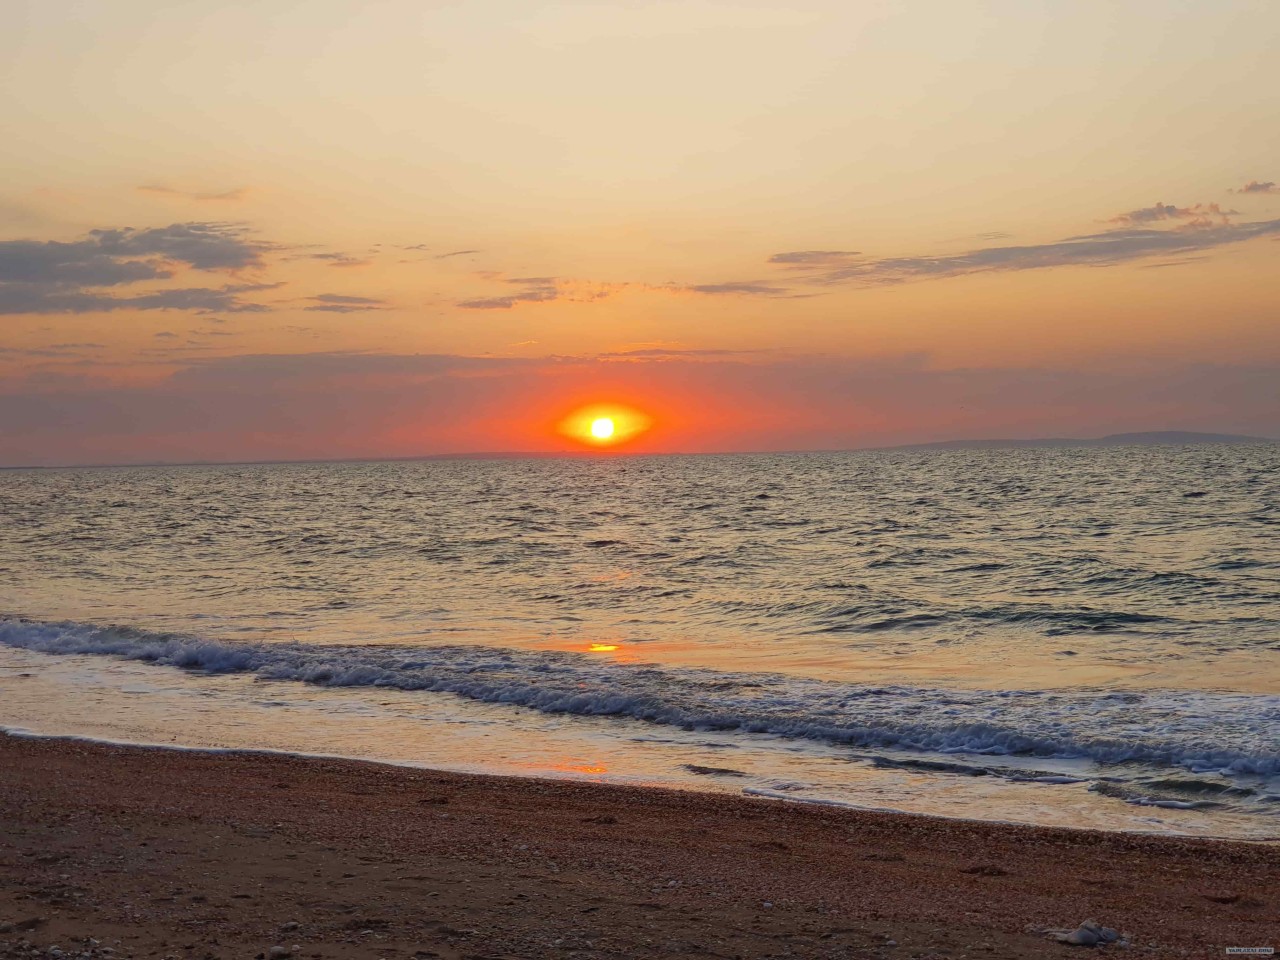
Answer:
280;922;300;933
762;901;773;909
1065;927;1099;946
267;947;292;960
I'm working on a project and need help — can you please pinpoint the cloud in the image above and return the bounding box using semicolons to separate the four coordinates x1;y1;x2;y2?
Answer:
768;217;1280;287
1233;180;1277;194
767;250;861;267
682;281;790;296
436;249;480;259
88;222;270;270
304;293;389;313
0;283;276;315
1108;202;1194;225
1138;256;1211;270
0;240;169;287
0;342;106;359
460;273;803;309
457;276;621;310
304;252;372;269
459;277;558;310
0;223;278;316
1108;202;1236;227
137;185;250;203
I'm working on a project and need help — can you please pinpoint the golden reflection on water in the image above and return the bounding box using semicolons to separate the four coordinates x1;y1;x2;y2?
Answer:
551;760;608;775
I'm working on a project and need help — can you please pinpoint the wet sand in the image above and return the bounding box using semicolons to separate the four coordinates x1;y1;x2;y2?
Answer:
1;734;1275;959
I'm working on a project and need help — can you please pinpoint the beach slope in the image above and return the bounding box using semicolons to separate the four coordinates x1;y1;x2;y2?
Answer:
1;735;1275;959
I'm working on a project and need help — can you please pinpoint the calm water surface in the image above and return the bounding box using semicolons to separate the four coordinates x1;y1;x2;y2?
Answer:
2;446;1278;837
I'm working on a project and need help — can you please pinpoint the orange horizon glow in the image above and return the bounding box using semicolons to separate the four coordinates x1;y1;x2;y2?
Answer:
556;403;654;448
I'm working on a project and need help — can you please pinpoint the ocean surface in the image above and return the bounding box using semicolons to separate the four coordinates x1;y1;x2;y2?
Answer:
2;446;1278;839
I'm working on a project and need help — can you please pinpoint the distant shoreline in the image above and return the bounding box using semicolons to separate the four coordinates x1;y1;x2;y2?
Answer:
1;430;1274;471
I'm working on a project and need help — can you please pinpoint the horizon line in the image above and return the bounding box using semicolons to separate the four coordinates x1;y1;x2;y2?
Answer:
2;430;1275;471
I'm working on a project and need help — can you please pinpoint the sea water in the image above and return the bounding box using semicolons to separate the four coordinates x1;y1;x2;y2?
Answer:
1;446;1277;838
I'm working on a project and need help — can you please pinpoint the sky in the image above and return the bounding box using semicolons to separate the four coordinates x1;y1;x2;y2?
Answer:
2;0;1278;465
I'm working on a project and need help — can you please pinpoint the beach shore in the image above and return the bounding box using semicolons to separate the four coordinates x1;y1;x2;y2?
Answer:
1;734;1274;960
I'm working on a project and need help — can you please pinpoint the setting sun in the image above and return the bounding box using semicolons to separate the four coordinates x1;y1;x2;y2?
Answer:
557;404;653;448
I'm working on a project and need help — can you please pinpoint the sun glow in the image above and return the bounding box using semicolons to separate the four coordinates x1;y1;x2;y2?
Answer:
557;404;653;447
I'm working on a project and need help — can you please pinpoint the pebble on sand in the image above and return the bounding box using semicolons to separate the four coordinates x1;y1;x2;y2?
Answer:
1037;919;1125;948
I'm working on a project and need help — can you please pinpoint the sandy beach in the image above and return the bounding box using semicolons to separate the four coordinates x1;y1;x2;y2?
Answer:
1;734;1275;960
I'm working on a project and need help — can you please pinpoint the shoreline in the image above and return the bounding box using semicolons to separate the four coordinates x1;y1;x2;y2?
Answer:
2;733;1276;959
6;722;1277;845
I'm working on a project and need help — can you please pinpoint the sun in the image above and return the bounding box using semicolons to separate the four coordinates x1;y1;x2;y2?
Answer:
557;404;652;447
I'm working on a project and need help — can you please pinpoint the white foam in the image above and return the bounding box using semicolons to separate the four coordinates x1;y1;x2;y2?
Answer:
3;617;1278;779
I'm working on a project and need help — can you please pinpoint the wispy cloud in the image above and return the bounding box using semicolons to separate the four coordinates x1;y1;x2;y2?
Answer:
1108;201;1236;228
303;252;372;269
766;250;861;267
768;217;1280;287
681;281;792;297
0;342;107;359
0;283;277;315
1232;180;1277;195
459;276;559;310
304;293;389;313
457;276;622;310
436;249;480;259
137;185;250;203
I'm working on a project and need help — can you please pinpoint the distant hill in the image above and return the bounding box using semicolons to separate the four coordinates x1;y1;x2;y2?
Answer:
883;431;1276;452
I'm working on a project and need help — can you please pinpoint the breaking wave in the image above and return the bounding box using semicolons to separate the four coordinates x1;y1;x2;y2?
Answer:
3;617;1277;779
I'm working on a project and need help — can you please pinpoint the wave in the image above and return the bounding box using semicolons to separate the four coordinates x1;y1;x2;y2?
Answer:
2;617;1278;778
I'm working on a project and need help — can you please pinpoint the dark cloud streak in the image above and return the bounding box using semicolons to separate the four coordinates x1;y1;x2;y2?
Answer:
683;281;790;296
769;218;1280;287
304;293;389;314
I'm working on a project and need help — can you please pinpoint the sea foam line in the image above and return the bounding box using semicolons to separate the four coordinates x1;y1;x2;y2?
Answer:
2;617;1278;777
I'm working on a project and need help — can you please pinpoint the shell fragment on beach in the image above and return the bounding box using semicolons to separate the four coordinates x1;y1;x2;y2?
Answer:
1032;919;1127;947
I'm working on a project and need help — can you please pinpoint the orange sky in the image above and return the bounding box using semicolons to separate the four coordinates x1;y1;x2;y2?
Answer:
1;1;1278;465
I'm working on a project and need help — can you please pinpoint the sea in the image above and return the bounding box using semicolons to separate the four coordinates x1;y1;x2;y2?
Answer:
2;445;1278;839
